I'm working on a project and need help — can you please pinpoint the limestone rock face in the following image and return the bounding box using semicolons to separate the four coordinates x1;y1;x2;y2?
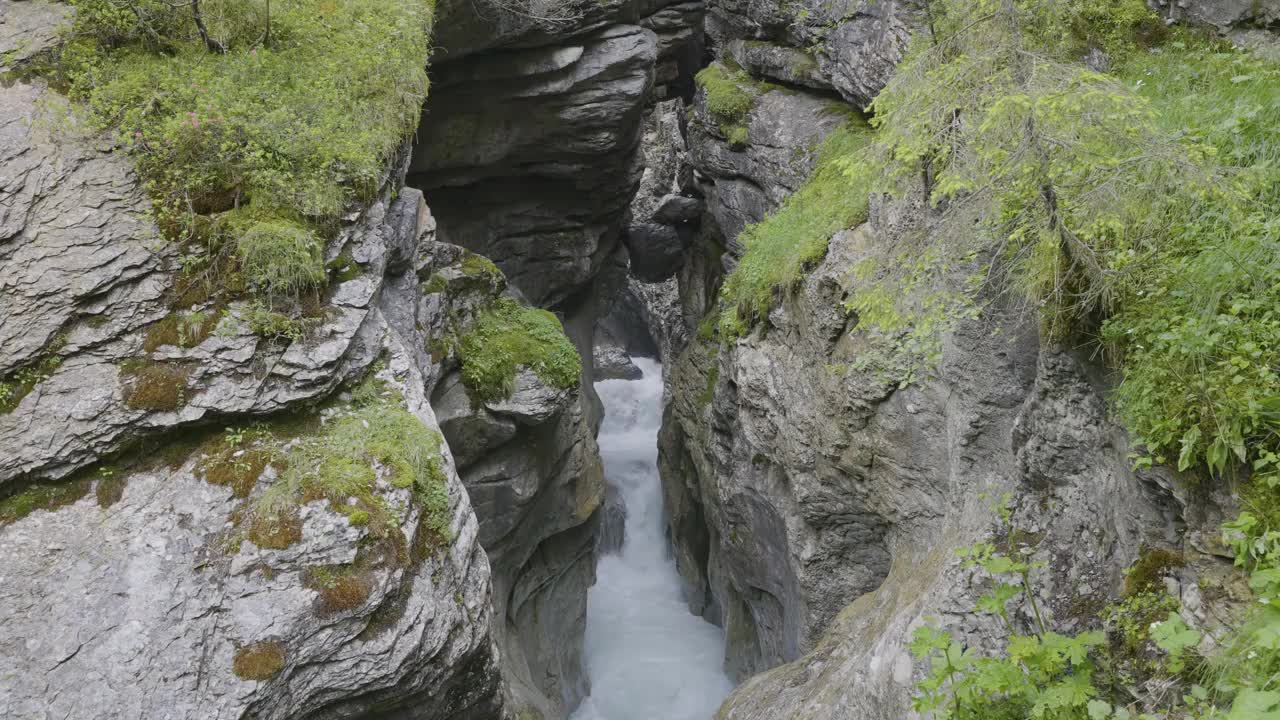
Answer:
1;15;510;714
410;24;657;309
658;218;1230;715
1155;0;1280;35
0;75;411;486
0;351;505;720
0;0;69;68
0;178;510;719
420;244;605;719
688;77;851;255
705;0;914;106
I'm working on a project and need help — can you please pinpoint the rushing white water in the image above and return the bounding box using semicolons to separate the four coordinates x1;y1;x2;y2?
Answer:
570;357;734;720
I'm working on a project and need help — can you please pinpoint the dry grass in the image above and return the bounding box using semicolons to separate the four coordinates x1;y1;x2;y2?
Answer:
232;641;285;681
122;362;191;411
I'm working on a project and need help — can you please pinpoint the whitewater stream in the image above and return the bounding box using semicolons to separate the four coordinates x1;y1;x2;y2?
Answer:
570;358;735;720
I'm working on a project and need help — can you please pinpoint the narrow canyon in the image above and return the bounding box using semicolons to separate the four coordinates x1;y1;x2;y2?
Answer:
2;0;1280;718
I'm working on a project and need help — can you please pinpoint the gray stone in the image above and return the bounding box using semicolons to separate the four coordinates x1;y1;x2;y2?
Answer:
704;0;914;106
726;40;833;92
659;213;1227;716
653;194;704;224
0;335;507;720
689;79;852;246
0;0;70;69
416;243;605;719
484;369;574;426
410;24;658;307
1153;0;1280;33
624;222;687;281
594;343;645;380
434;373;520;469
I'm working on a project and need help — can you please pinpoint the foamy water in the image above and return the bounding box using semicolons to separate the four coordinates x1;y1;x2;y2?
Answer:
569;358;734;720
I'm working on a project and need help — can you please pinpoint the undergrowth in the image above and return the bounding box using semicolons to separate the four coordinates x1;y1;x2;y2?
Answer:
49;0;434;326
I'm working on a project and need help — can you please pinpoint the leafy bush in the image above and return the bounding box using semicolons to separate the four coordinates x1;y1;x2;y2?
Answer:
912;503;1210;720
913;511;1110;719
717;121;874;337
457;299;581;402
1100;41;1280;484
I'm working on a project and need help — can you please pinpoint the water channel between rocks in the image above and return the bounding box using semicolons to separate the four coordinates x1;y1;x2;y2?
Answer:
570;357;734;720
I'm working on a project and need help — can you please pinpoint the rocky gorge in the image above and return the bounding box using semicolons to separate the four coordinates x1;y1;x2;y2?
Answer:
3;0;1280;719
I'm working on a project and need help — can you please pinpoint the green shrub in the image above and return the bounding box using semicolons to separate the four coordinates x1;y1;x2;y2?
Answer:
63;0;433;225
457;299;581;402
56;0;434;315
1100;39;1280;484
236;220;325;302
717;121;874;337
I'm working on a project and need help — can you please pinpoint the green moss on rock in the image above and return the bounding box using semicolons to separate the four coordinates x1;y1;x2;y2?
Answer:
0;479;93;526
695;63;758;135
718;120;874;337
0;354;63;415
244;372;453;552
94;467;127;508
460;252;502;283
1123;547;1186;597
457;298;581;403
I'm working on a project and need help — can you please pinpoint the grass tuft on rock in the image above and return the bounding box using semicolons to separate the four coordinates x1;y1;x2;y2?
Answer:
236;220;327;303
695;62;759;144
718;121;874;337
198;426;284;499
232;640;286;681
143;308;224;352
457;298;581;403
121;361;191;411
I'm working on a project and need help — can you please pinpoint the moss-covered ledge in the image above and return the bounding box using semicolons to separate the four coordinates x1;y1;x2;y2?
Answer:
457;298;582;404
